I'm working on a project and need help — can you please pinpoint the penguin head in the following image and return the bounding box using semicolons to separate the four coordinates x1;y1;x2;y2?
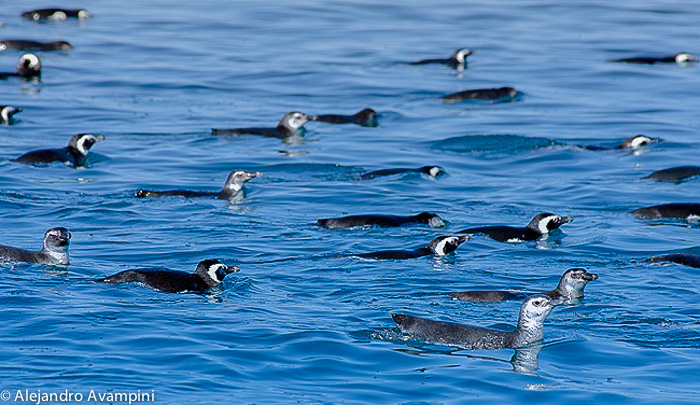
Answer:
557;268;598;297
675;52;697;64
77;9;91;19
43;227;71;251
354;108;378;127
195;259;240;287
419;166;446;178
223;170;262;192
528;213;573;235
68;133;106;156
500;87;519;98
519;295;558;326
1;106;22;123
619;134;654;149
51;41;73;51
415;212;446;228
279;112;309;131
427;235;471;256
16;53;41;78
452;48;475;64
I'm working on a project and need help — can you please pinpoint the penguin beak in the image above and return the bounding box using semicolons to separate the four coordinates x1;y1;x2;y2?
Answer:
558;216;574;224
94;135;106;142
246;171;262;180
583;272;599;281
223;265;240;275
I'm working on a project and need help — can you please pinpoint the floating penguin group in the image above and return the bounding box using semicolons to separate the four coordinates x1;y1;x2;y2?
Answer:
1;7;699;367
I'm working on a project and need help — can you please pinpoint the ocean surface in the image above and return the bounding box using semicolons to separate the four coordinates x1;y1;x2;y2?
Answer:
1;1;700;403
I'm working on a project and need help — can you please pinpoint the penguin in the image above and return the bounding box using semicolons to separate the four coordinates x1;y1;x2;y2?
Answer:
0;53;41;79
21;8;91;21
0;227;71;265
212;112;310;138
1;106;22;124
457;213;573;242
355;235;470;260
629;203;700;220
449;268;599;303
644;253;700;268
611;52;697;65
14;133;105;167
391;295;559;350
442;87;519;103
577;134;655;151
318;212;446;229
136;170;262;200
0;40;72;52
96;259;239;293
359;165;445;180
642;166;700;183
409;48;475;69
308;108;378;127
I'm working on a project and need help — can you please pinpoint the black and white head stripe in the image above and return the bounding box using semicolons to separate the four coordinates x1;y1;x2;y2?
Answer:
18;53;41;70
428;235;470;255
224;170;262;191
1;106;21;122
528;213;573;234
69;133;105;155
622;135;653;149
675;52;697;63
43;227;71;250
453;48;474;63
197;259;240;283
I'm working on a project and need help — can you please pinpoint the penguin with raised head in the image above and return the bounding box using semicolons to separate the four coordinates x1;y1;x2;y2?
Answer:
14;133;105;167
136;170;261;200
0;227;71;265
0;53;41;79
409;48;475;69
212;112;310;138
1;106;22;124
355;235;470;260
96;260;239;293
392;295;559;350
457;213;573;242
449;268;598;303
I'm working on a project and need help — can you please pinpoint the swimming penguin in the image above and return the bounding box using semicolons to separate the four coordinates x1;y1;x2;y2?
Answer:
96;259;239;293
1;106;22;124
136;170;261;200
0;53;41;79
449;268;598;303
391;295;559;350
14;133;105;167
457;213;573;242
409;48;475;69
21;8;91;21
318;212;446;229
442;87;519;103
212;112;310;138
0;40;72;52
308;108;378;127
642;166;700;183
629;203;700;220
611;52;697;65
355;235;470;260
0;227;71;265
359;165;445;180
644;253;700;268
577;134;655;151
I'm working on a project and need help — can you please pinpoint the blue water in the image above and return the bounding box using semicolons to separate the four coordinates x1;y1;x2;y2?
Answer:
1;0;700;403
